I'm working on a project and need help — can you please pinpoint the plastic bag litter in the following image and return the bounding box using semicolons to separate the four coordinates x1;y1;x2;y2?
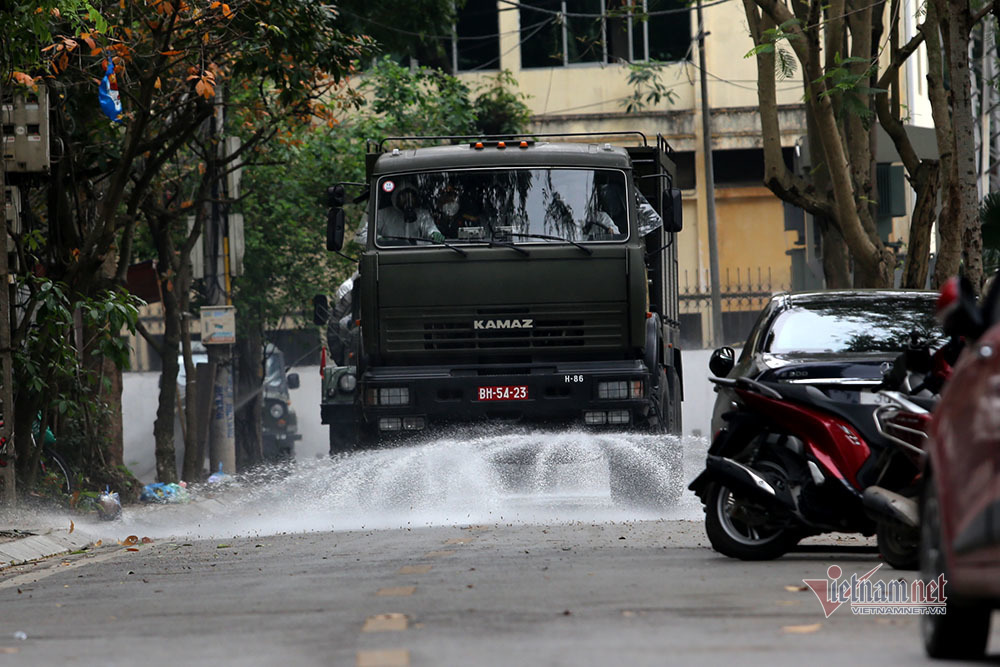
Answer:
97;486;122;520
206;462;232;484
139;482;190;504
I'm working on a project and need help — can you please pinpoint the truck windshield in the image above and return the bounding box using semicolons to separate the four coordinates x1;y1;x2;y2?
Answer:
374;168;629;247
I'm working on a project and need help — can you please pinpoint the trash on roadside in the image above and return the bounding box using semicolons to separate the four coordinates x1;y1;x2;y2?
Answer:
206;462;231;485
12;631;27;641
139;482;190;504
97;486;122;520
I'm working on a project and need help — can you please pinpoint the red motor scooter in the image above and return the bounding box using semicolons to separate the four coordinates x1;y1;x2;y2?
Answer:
689;372;937;567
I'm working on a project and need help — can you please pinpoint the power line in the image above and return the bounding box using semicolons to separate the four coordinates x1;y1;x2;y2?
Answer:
497;0;734;18
468;16;556;71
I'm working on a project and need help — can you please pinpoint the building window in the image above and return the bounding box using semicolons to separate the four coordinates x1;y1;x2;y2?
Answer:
454;2;501;71
520;0;692;69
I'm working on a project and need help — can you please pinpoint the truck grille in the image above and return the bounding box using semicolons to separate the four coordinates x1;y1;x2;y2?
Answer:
381;304;627;357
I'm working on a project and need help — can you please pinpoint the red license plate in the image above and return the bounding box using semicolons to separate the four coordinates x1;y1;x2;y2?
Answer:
477;385;529;401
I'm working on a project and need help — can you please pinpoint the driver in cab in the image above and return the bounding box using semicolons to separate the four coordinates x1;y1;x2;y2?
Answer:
377;183;445;244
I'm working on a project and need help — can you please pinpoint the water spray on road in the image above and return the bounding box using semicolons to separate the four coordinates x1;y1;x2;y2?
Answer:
10;431;709;542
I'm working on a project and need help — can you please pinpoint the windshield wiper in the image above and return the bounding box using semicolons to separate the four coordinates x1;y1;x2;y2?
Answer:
505;232;593;256
377;235;468;257
464;238;530;256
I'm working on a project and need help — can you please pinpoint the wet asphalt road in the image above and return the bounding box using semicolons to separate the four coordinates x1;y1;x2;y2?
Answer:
2;519;995;666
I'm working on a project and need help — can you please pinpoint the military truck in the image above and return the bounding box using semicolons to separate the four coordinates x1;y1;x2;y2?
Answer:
317;133;683;457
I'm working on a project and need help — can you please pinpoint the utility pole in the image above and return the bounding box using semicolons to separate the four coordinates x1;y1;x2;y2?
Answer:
0;76;15;505
204;85;236;476
697;0;723;347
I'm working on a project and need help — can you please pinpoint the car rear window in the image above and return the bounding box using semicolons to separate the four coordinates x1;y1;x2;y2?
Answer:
765;295;942;354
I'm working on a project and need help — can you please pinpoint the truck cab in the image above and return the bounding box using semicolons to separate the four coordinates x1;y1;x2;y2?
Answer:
320;134;682;451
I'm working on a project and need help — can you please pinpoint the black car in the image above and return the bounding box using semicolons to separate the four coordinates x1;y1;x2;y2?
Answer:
708;290;942;436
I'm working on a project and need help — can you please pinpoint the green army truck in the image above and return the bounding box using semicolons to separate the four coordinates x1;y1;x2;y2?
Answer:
317;133;684;462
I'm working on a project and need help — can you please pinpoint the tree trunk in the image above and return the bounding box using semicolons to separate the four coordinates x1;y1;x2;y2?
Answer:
941;1;984;290
153;271;181;483
234;330;263;470
817;216;852;287
903;162;941;288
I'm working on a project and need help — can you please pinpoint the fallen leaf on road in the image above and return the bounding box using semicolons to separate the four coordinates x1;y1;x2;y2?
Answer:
69;521;74;534
95;540;103;547
782;623;821;634
126;548;139;552
122;535;139;546
141;537;153;544
217;544;230;549
0;647;20;654
622;610;636;617
784;585;808;592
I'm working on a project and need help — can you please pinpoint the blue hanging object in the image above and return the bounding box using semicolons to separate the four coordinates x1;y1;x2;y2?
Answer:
98;59;122;123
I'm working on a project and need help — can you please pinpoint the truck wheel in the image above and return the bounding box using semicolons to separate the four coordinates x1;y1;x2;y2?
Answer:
642;368;669;433
329;423;356;456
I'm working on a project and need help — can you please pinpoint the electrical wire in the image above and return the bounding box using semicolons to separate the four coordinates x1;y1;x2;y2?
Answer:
498;0;734;18
467;15;557;71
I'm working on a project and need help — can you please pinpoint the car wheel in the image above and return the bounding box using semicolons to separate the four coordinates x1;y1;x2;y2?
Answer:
703;476;799;561
920;479;992;659
876;521;919;570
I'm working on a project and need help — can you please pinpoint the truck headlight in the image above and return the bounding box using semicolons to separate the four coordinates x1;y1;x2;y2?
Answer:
597;380;643;400
366;386;410;406
338;373;357;392
269;402;286;419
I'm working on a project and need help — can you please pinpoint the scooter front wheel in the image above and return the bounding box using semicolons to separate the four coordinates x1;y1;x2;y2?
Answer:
704;481;800;560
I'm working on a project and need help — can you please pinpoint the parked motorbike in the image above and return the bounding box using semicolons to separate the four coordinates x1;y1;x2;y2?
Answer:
689;372;937;567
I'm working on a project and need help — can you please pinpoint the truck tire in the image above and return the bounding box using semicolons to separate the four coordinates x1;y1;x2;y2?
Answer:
329;423;356;456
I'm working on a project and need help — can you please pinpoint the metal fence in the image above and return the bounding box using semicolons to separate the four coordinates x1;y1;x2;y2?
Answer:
678;267;786;349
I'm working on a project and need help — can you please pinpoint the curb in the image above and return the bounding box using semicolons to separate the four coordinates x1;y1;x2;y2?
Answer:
0;527;98;570
0;494;232;571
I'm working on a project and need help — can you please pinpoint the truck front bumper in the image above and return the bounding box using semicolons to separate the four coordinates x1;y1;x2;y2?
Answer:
357;359;654;432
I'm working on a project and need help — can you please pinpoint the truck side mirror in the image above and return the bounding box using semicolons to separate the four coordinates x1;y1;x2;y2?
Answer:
327;207;345;251
663;187;683;233
327;184;346;207
286;372;300;390
313;294;330;326
709;346;735;377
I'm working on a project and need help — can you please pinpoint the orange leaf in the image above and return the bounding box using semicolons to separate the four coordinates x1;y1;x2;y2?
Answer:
198;163;206;175
90;47;102;56
58;52;69;72
210;0;220;7
11;71;36;88
50;7;60;17
222;3;233;19
126;547;139;552
69;520;75;534
40;43;58;53
160;50;182;56
122;535;139;546
154;77;161;89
